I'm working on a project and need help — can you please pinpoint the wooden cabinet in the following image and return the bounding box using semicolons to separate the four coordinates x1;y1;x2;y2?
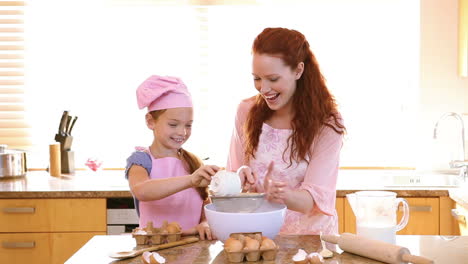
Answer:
335;197;344;234
0;198;106;264
459;0;468;77
454;203;468;235
342;197;440;235
440;196;468;235
397;198;439;235
344;197;356;233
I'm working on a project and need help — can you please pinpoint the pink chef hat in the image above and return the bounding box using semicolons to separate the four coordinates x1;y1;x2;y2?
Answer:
136;75;193;112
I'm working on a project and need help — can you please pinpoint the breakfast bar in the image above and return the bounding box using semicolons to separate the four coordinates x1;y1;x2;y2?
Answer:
65;234;468;263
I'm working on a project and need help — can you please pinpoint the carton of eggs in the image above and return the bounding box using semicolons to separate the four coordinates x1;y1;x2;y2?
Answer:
223;232;279;262
132;221;182;245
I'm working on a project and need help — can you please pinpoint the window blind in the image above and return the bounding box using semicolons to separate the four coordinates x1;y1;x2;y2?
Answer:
0;1;27;150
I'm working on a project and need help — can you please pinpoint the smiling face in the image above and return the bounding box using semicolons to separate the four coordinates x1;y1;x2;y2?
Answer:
252;53;304;114
147;107;193;156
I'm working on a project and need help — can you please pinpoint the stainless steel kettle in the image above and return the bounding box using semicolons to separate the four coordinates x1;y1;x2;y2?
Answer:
0;144;27;178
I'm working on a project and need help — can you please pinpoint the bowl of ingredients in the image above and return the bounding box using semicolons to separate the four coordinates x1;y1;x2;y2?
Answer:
204;201;286;241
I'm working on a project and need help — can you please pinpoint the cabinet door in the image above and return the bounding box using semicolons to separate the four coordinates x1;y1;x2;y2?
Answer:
454;203;468;235
397;198;439;235
335;197;344;234
344;198;356;233
0;232;105;264
440;197;460;235
0;198;106;232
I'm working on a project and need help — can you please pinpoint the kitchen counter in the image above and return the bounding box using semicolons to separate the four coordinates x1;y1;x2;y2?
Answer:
0;170;462;198
66;234;468;264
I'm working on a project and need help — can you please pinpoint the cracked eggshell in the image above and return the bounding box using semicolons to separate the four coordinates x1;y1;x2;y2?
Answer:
292;249;309;264
308;252;324;264
142;252;166;264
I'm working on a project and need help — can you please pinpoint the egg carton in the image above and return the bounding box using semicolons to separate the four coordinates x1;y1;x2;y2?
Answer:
224;232;279;263
132;221;182;245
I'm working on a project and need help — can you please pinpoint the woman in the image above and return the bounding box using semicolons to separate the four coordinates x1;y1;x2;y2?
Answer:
228;27;345;235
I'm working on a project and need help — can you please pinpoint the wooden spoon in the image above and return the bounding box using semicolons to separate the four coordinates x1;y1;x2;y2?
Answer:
109;236;199;259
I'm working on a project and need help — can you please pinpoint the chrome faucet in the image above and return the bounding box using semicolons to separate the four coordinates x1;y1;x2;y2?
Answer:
433;112;468;180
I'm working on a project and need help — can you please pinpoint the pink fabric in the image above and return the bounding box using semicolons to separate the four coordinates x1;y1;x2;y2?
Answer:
138;154;203;230
227;97;343;235
136;75;193;112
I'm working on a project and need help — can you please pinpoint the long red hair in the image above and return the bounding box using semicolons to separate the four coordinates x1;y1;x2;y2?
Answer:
245;27;345;165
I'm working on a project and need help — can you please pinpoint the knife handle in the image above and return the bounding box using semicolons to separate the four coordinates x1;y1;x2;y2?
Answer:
68;116;78;135
65;116;72;135
58;111;69;134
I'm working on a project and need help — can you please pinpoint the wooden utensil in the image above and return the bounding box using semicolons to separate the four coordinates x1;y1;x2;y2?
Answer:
321;233;434;264
109;236;199;259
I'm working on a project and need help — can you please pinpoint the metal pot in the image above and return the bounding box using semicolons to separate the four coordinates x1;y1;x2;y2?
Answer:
0;145;27;178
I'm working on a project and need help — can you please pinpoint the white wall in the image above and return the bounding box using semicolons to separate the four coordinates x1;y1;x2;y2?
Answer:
418;0;468;170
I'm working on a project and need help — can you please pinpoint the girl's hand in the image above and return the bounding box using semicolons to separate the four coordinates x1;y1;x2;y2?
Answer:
237;166;258;192
195;221;216;240
191;165;220;187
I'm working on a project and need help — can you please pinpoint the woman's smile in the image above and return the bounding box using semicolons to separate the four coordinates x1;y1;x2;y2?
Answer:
263;92;280;102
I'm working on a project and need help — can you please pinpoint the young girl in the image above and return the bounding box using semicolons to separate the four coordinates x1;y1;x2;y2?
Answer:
228;27;346;235
126;75;220;240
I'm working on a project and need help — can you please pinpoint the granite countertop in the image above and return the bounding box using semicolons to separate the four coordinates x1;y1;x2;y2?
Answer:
0;170;466;204
65;234;468;264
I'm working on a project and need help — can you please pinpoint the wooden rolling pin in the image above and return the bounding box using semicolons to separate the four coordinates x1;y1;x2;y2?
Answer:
321;233;434;264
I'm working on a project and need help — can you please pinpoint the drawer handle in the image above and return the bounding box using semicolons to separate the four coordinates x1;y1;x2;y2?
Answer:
451;209;467;224
410;205;432;212
2;207;35;214
400;205;432;212
2;241;35;248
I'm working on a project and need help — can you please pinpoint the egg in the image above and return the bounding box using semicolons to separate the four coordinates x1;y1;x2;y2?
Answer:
260;237;276;250
253;233;262;242
243;236;260;251
142;251;166;264
224;237;243;252
166;222;181;233
308;252;324;264
236;234;245;243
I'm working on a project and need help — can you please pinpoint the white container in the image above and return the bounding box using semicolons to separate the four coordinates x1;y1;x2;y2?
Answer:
204;202;286;242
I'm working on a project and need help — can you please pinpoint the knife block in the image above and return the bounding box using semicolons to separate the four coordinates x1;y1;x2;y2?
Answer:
54;134;73;150
61;150;75;174
54;134;75;173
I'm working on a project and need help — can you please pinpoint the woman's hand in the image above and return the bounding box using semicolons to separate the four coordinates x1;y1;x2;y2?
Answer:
265;181;291;204
237;166;258;192
195;221;216;240
263;161;290;204
191;165;220;187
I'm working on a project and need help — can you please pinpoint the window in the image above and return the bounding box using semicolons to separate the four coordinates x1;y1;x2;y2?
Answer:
0;1;26;150
20;0;419;169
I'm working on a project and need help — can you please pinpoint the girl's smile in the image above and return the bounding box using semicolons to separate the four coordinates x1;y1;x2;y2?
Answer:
148;107;193;157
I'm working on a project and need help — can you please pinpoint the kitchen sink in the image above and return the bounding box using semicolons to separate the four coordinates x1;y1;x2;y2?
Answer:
383;172;462;188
